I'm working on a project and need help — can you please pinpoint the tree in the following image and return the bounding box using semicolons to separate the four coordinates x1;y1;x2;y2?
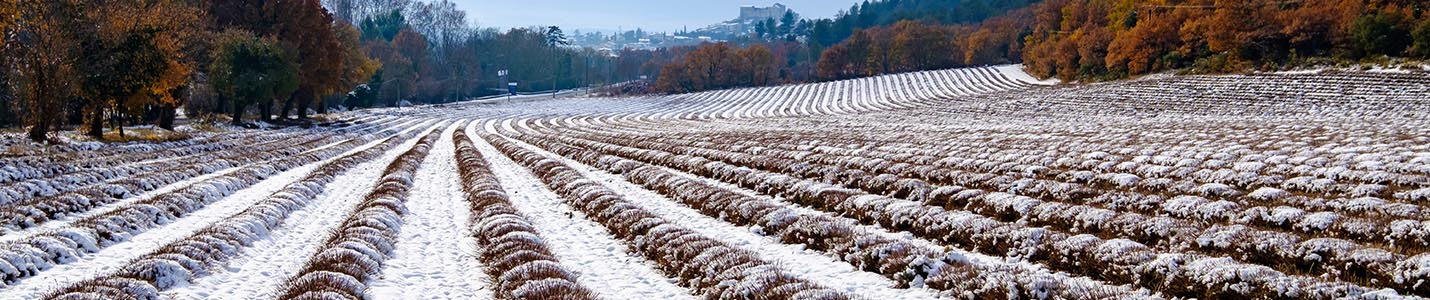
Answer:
1200;0;1287;68
890;21;955;72
655;61;690;93
359;9;405;41
333;22;380;111
816;43;852;80
1413;18;1430;57
739;45;776;86
755;21;769;40
268;0;343;120
383;28;426;105
76;0;200;137
545;26;568;47
1278;0;1360;57
545;26;569;96
779;11;797;39
8;0;84;141
816;28;873;80
209;30;299;125
1107;10;1182;75
763;18;778;40
0;0;14;49
0;0;19;127
1351;12;1413;58
323;0;357;23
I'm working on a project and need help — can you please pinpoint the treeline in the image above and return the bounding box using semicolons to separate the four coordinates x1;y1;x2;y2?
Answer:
656;0;1035;93
334;0;637;108
804;0;1039;47
658;0;1430;94
817;17;1029;80
1;0;645;141
1021;0;1430;81
0;0;377;141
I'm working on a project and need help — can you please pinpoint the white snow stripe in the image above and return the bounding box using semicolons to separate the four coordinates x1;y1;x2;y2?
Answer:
164;123;438;300
368;120;493;300
466;122;696;300
502;133;940;300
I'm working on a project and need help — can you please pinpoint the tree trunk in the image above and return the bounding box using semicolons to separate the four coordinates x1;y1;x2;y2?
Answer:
113;109;124;139
85;107;103;137
294;87;313;120
260;99;272;122
279;92;295;121
28;118;50;142
232;103;247;125
297;94;311;120
157;104;176;130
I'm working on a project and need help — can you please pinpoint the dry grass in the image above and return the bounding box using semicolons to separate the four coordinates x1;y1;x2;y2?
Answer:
99;128;191;143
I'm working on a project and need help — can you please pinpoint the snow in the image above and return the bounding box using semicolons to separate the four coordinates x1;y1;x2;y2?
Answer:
995;65;1059;86
165;122;440;300
509;136;940;300
465;123;695;300
0;143;344;299
368;121;492;300
1248;187;1290;201
7;66;1430;299
0;164;247;244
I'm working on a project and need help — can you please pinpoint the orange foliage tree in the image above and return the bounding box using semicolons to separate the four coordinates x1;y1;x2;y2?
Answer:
77;0;200;137
655;42;787;93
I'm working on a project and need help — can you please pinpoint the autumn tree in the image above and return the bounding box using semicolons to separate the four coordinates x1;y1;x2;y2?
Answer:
815;44;852;81
8;0;84;141
816;29;873;80
679;43;738;92
740;45;777;86
1199;0;1288;69
209;30;299;125
890;20;957;72
653;42;785;93
267;0;343;121
0;0;14;48
383;28;426;105
1278;0;1361;58
1107;9;1180;75
75;0;200;137
653;60;685;93
331;21;380;112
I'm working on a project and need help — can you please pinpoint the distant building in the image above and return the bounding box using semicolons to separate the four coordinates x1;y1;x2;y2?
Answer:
694;3;799;39
740;3;789;21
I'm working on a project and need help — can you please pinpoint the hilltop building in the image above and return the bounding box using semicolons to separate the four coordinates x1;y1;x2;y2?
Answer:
740;3;789;21
695;3;800;39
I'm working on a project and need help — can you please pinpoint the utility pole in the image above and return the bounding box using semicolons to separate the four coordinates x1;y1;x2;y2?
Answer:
499;69;511;102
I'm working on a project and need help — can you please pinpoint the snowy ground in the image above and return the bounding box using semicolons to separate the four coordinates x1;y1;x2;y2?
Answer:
6;65;1429;300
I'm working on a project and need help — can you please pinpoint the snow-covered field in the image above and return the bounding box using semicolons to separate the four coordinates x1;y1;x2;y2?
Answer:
4;65;1430;300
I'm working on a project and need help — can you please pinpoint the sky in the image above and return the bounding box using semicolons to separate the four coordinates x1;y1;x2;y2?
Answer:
451;1;863;33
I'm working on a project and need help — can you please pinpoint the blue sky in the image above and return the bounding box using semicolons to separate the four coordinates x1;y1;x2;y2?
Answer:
451;1;862;33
